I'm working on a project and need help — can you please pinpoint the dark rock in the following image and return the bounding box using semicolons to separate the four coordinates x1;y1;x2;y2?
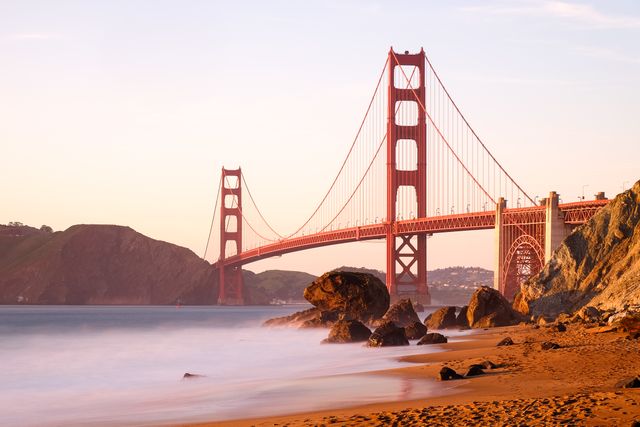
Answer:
615;377;640;389
540;341;560;350
382;299;421;327
183;373;205;379
496;337;514;346
456;306;470;328
555;322;567;332
304;271;390;323
367;321;409;347
481;360;498;369
323;320;372;343
467;286;521;328
465;364;485;377
263;307;338;328
404;321;428;340
417;332;448;345
438;366;463;381
425;306;458;329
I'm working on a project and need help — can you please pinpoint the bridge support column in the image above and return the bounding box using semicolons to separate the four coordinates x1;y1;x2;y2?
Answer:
385;48;430;305
544;191;569;263
218;168;244;305
493;197;506;291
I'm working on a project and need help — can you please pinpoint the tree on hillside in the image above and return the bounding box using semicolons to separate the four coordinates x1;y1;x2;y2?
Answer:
8;221;24;227
40;225;53;233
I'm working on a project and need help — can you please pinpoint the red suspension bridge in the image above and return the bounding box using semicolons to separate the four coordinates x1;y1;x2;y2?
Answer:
204;48;608;305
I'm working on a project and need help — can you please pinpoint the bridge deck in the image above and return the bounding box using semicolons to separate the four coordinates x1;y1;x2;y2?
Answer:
213;199;608;270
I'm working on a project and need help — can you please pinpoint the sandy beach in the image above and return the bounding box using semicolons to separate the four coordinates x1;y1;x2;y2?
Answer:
182;322;640;426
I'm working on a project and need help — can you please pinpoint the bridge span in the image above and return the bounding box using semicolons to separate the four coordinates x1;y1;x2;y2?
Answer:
205;48;610;305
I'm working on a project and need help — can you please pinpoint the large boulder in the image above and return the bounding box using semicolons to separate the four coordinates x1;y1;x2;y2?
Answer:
515;180;640;317
304;271;390;322
404;321;428;340
467;286;521;328
425;306;458;329
367;321;409;347
323;320;372;343
417;332;448;345
382;298;421;327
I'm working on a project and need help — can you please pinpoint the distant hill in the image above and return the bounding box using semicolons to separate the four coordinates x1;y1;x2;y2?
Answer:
243;269;316;305
0;224;217;304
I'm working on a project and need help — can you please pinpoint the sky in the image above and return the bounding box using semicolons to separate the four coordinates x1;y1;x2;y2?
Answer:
1;0;639;275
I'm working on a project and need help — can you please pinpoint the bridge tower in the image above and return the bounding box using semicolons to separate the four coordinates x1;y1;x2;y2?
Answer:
218;167;244;305
386;48;431;305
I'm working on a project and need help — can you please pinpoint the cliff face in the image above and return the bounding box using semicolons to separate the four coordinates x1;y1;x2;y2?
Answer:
515;180;640;317
0;224;218;304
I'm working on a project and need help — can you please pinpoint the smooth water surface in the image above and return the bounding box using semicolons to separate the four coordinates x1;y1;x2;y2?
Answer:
0;305;468;426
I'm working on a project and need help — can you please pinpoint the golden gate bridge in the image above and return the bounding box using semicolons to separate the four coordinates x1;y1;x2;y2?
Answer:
204;48;608;305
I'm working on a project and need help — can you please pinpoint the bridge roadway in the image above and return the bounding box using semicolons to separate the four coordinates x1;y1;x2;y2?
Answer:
213;199;608;270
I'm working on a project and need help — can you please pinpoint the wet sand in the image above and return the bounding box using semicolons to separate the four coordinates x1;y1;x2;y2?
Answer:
181;322;640;426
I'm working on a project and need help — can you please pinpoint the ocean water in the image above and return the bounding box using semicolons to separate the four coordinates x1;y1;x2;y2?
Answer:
0;305;468;426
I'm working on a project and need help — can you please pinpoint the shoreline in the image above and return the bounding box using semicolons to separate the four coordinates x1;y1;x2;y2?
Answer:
178;323;640;426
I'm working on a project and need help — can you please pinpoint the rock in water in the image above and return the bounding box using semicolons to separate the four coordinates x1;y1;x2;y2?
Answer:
324;320;372;343
367;321;409;347
516;180;640;317
382;299;421;327
425;306;458;329
438;367;463;381
467;286;521;328
417;332;448;345
304;271;390;323
404;321;428;340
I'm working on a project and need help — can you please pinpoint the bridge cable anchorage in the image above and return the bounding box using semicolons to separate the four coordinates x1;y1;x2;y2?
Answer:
319;65;419;232
423;52;536;206
391;50;496;207
203;174;222;260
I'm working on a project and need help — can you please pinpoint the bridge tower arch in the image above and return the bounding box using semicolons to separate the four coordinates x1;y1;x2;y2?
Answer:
386;48;430;305
218;167;244;305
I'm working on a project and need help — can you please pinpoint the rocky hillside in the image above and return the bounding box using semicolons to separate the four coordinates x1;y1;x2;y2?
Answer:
0;224;218;304
515;180;640;317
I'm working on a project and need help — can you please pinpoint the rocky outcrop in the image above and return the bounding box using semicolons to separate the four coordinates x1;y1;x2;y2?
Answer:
367;321;409;347
515;180;640;317
304;271;390;323
323;320;372;343
438;367;463;381
381;298;421;327
467;286;521;328
417;332;448;345
263;308;339;328
424;306;458;329
404;321;428;340
0;224;217;304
